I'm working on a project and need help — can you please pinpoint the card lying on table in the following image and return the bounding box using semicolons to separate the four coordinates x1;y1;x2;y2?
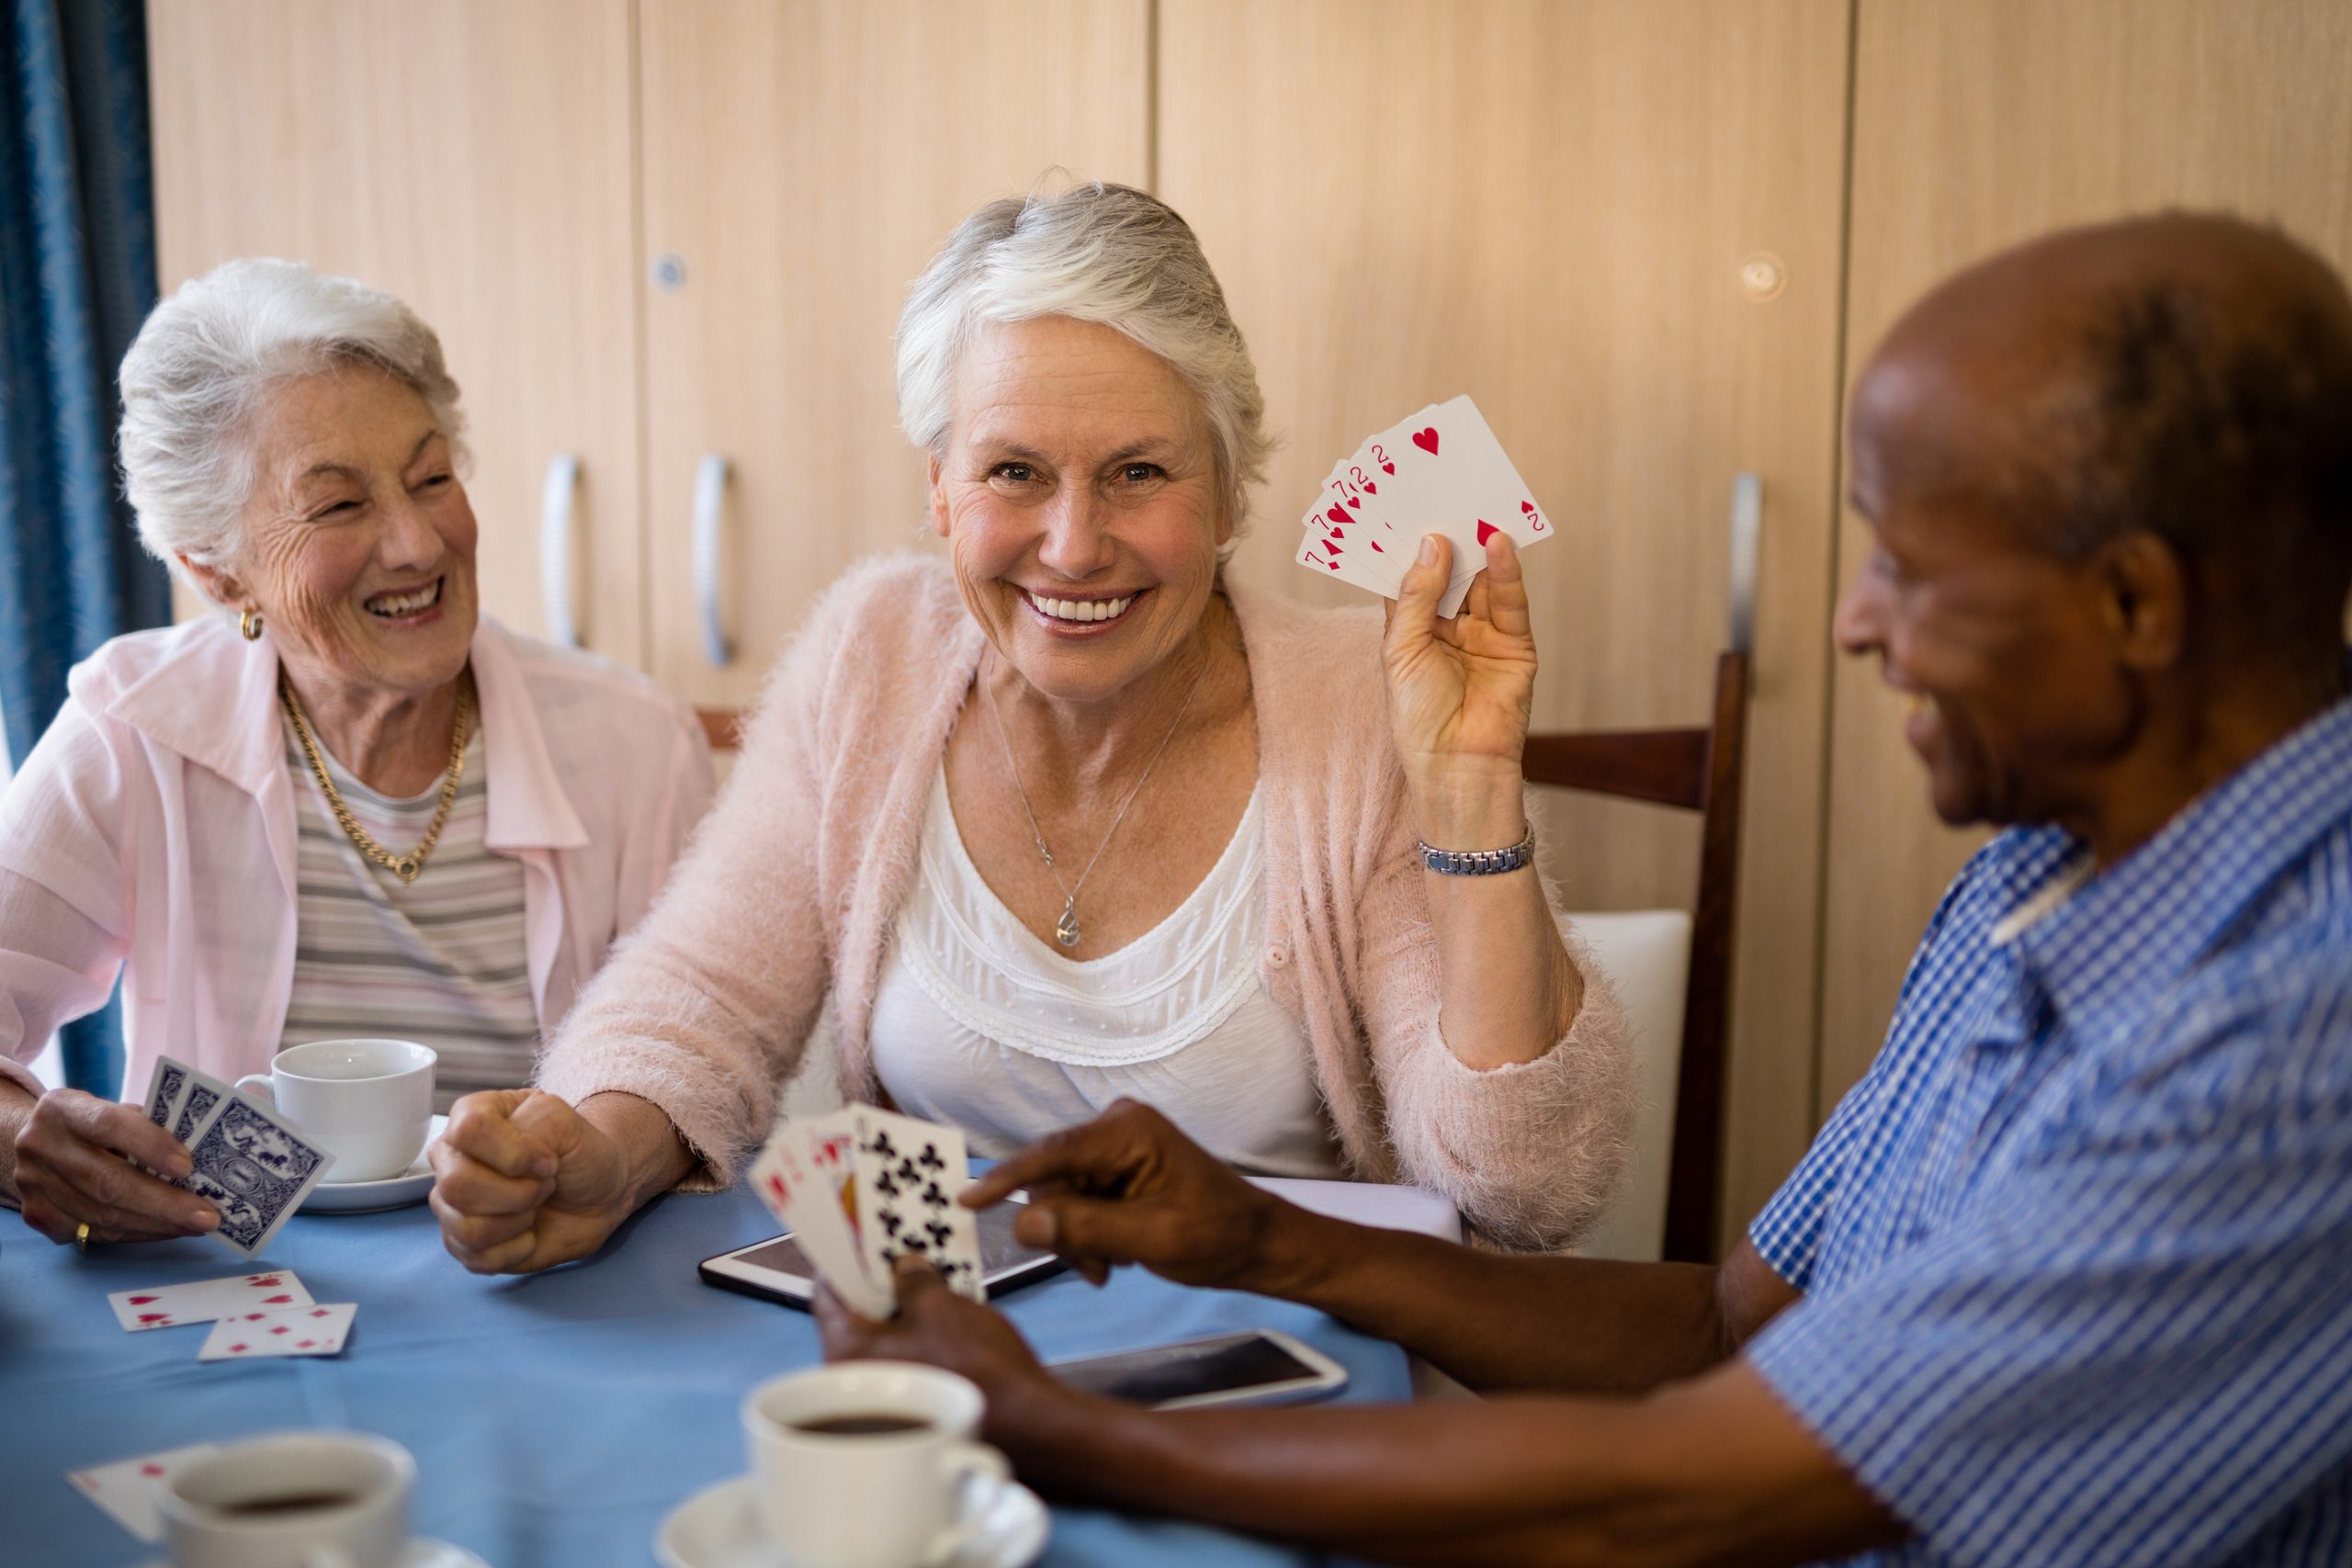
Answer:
67;1442;220;1542
747;1107;986;1316
107;1270;313;1331
198;1301;356;1361
1296;393;1555;616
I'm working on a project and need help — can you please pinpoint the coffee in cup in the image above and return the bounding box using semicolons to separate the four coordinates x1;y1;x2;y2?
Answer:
236;1039;435;1182
159;1430;413;1568
743;1362;1009;1568
789;1413;935;1438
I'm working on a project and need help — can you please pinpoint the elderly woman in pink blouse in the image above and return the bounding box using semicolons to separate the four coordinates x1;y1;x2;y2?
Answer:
0;260;713;1249
430;183;1635;1271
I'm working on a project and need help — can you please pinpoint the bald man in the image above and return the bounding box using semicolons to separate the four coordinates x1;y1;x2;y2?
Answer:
821;213;2352;1567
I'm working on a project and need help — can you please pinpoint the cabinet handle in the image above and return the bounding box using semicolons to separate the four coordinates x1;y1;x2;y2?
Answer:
694;454;732;666
1727;471;1761;656
538;454;582;648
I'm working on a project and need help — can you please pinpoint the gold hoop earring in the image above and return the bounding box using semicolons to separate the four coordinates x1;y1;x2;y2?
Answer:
239;608;263;641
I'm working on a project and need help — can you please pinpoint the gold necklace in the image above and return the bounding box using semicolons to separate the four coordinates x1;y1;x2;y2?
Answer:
981;646;1207;949
281;671;473;885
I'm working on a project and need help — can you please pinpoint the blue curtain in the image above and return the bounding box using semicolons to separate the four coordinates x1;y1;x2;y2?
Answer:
1;0;168;1094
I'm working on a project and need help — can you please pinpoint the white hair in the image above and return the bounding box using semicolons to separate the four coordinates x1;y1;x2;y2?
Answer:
896;180;1273;536
118;258;468;584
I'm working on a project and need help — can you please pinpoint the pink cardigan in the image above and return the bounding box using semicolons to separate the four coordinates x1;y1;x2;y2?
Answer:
540;556;1634;1247
0;615;715;1102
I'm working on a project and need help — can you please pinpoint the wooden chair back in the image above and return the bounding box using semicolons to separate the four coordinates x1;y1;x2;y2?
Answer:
1521;647;1750;1263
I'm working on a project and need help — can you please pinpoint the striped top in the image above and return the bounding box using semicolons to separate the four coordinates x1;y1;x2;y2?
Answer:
1747;676;2352;1567
277;717;539;1111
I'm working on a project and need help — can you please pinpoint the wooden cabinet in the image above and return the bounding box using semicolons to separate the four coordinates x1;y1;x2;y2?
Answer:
1818;0;2352;1110
148;0;646;662
635;0;1149;705
1163;0;1852;1239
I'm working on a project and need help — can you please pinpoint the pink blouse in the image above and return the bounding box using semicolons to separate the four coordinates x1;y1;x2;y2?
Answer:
0;615;714;1101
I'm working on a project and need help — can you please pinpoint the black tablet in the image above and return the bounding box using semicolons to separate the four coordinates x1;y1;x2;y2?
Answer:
699;1197;1066;1309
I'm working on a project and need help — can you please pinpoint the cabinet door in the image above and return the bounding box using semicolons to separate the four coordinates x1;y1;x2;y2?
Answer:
147;0;645;662
637;0;1150;705
1822;0;2352;1107
1161;0;1852;1242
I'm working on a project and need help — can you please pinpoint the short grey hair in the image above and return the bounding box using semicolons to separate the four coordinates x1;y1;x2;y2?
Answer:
119;258;469;583
896;181;1273;533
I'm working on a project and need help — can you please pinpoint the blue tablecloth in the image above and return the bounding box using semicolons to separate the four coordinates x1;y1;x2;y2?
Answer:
1;1185;1408;1566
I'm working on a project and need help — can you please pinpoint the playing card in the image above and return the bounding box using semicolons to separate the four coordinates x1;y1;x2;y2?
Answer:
851;1106;984;1303
141;1056;191;1131
197;1301;356;1362
1298;395;1554;615
175;1093;335;1258
107;1270;314;1331
1300;488;1404;591
67;1443;221;1542
748;1122;892;1317
167;1066;234;1148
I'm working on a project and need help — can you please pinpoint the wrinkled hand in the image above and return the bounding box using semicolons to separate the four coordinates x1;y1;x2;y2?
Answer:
1382;531;1539;836
10;1089;220;1245
961;1100;1288;1292
816;1255;1056;1427
428;1089;634;1273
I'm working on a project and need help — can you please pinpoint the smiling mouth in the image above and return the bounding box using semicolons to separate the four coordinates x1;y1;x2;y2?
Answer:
1021;589;1140;626
366;578;442;618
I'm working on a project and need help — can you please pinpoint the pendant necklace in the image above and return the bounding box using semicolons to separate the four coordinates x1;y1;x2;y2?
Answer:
981;647;1207;949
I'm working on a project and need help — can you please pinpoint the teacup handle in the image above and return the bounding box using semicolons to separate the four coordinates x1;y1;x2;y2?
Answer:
919;1441;1012;1567
233;1074;275;1104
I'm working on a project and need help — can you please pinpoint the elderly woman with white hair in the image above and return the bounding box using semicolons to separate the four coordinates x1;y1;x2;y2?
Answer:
0;259;714;1249
431;182;1635;1271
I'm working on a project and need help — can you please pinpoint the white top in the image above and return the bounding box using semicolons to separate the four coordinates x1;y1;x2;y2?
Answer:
870;768;1343;1179
277;720;539;1111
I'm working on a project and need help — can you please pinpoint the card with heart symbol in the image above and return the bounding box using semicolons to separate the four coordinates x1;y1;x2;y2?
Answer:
1298;395;1554;615
748;1113;893;1317
848;1106;985;1303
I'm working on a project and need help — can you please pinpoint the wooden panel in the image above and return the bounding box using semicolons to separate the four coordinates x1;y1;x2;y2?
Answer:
1823;0;2352;1107
1161;0;1852;1246
146;0;645;663
636;0;1150;704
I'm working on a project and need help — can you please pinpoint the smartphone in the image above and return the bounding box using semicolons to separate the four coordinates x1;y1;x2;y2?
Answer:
698;1197;1066;1310
1046;1329;1350;1411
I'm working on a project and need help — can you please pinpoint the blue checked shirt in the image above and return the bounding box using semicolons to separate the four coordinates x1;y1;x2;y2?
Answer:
1746;682;2352;1567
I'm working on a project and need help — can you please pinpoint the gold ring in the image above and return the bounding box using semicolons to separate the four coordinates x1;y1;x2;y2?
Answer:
74;1221;91;1253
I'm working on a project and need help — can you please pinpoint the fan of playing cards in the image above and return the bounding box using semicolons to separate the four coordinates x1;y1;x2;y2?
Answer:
1295;393;1554;615
140;1055;337;1260
749;1107;987;1318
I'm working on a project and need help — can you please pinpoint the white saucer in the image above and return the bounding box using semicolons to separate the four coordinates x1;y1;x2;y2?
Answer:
144;1539;486;1568
656;1472;1048;1568
300;1114;447;1214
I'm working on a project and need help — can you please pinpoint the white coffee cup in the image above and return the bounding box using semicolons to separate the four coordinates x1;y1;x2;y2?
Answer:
159;1430;413;1568
236;1039;435;1182
742;1362;1011;1568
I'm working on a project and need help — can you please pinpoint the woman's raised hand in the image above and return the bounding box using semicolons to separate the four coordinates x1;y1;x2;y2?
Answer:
428;1089;639;1273
1381;531;1540;844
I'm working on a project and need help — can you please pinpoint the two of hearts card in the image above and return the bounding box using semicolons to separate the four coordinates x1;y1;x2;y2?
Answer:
1295;394;1554;615
141;1055;336;1259
748;1106;986;1317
